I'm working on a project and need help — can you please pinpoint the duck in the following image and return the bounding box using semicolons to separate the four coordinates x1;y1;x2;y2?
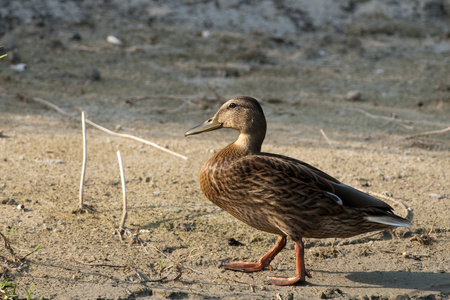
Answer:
185;96;411;286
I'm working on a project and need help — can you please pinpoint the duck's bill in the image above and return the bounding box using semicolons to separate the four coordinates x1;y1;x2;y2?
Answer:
185;117;222;136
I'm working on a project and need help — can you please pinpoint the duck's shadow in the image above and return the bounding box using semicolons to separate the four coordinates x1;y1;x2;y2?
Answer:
311;269;450;292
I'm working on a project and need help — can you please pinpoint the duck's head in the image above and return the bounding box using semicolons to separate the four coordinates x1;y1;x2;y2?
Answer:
185;96;267;137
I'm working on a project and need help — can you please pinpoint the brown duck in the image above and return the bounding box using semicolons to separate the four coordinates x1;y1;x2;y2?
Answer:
185;96;411;286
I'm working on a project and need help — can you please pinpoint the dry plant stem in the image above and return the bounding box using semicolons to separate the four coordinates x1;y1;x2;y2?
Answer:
0;232;20;262
351;108;413;130
395;256;411;272
84;118;188;160
70;256;127;268
29;96;71;116
428;216;437;235
319;129;332;146
23;93;188;160
79;111;87;209
117;150;127;235
406;126;450;139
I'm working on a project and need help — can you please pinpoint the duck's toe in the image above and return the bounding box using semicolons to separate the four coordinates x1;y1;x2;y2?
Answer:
222;260;272;272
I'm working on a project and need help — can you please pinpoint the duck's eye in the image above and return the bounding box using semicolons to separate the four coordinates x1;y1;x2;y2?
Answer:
228;103;237;109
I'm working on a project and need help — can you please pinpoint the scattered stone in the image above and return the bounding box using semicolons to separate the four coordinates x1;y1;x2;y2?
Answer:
89;68;101;81
11;63;27;72
1;198;17;205
70;32;82;41
17;204;24;210
107;35;122;45
319;288;343;299
201;30;211;38
346;90;362;101
228;238;243;246
175;221;194;232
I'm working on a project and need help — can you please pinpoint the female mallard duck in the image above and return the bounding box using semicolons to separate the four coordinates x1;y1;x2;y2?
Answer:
185;96;410;286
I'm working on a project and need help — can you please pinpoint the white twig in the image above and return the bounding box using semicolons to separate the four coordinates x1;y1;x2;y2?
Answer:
350;108;413;130
30;96;71;116
319;129;332;146
84;119;188;160
352;108;397;122
117;150;127;235
406;126;450;139
23;94;188;160
79;111;87;209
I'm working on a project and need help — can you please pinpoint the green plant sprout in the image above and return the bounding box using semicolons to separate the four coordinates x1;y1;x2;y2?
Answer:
0;279;17;299
25;283;40;300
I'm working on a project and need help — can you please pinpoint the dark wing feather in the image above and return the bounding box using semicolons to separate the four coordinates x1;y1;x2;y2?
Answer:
223;154;345;211
261;153;394;211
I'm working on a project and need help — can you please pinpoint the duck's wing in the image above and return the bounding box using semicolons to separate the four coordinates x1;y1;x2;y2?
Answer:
224;154;345;213
243;153;396;212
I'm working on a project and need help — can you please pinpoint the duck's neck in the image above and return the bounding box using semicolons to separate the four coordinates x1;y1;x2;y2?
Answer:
232;131;265;154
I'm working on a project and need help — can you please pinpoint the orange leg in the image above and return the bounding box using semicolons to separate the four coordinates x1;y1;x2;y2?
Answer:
222;235;287;272
267;239;311;286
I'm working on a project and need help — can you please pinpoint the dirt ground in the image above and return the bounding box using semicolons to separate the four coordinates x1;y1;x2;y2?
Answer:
1;2;450;299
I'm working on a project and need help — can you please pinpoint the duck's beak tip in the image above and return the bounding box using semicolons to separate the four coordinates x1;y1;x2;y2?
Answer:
185;117;222;137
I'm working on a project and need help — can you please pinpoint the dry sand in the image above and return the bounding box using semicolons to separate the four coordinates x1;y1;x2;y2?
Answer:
0;1;449;299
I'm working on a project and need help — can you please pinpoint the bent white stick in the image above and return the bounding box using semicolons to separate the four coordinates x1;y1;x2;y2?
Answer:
25;95;188;160
406;126;450;139
84;118;188;160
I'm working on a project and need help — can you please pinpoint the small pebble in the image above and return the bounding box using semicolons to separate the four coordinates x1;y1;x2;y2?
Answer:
202;30;211;38
107;35;122;45
90;68;101;81
17;204;24;210
228;238;243;246
70;32;82;41
346;90;362;101
11;63;27;72
429;193;443;199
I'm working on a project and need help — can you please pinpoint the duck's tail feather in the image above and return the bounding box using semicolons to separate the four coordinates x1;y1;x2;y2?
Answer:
365;215;411;227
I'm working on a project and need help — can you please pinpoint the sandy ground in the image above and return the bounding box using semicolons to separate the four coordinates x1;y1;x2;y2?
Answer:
1;2;450;299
